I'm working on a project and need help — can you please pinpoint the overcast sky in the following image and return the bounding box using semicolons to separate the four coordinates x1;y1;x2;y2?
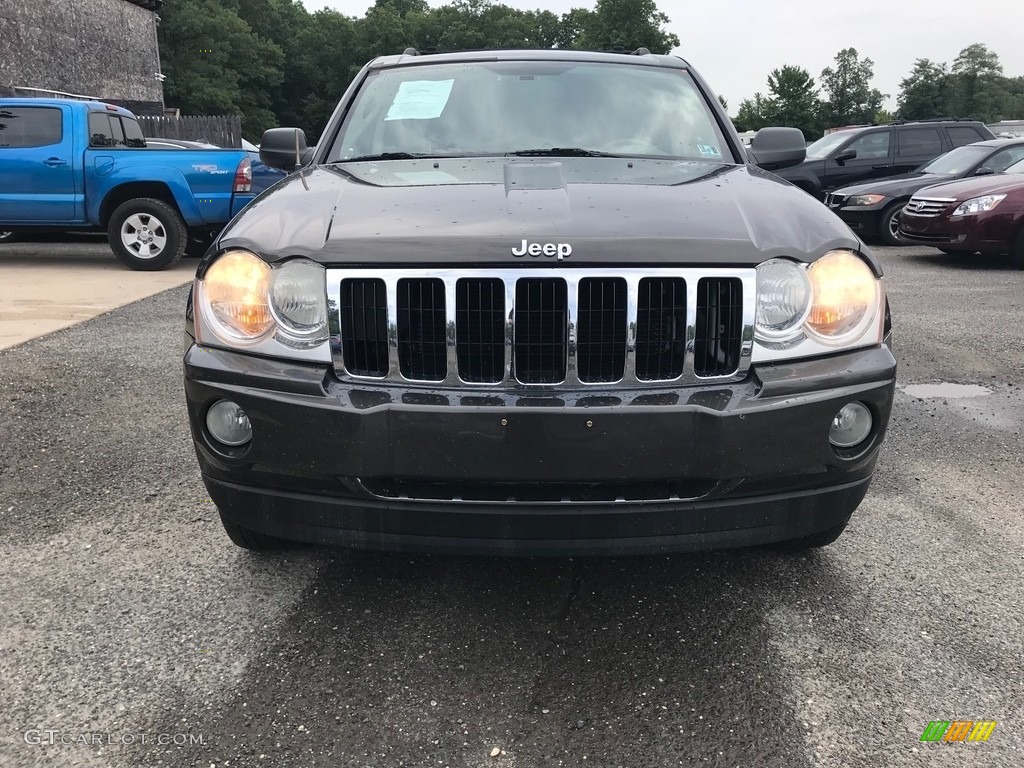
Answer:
297;0;1024;113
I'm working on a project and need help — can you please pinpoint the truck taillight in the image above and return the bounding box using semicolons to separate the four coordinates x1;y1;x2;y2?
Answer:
233;157;252;193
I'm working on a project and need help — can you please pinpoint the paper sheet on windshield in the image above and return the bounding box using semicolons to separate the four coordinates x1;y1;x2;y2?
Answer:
385;80;454;121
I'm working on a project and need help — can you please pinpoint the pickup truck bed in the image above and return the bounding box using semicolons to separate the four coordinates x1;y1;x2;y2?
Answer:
0;98;256;269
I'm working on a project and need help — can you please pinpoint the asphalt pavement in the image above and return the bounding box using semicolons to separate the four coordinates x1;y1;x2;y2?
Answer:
0;243;1021;768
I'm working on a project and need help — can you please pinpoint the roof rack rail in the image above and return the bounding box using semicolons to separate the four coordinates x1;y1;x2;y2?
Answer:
402;47;419;56
877;117;978;126
602;45;653;56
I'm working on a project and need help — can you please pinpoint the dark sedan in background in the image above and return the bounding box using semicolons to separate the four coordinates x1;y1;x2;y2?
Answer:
826;139;1024;245
898;158;1024;266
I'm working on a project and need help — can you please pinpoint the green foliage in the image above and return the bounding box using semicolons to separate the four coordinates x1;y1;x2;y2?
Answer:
735;93;773;133
733;66;821;139
897;59;950;120
819;48;886;127
896;45;1020;122
157;0;681;143
766;65;821;139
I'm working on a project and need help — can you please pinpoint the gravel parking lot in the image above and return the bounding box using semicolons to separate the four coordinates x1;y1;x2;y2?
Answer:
0;243;1021;767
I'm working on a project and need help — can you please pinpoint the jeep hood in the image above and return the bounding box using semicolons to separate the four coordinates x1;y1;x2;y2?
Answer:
215;158;871;271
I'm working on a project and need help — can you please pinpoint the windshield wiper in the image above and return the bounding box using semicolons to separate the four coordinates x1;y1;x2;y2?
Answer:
336;152;436;163
507;147;622;158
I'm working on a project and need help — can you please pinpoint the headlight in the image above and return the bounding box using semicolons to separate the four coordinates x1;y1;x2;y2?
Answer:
203;250;273;341
270;258;328;347
196;251;330;361
753;250;883;361
755;259;811;342
847;194;886;206
806;251;879;343
952;194;1005;216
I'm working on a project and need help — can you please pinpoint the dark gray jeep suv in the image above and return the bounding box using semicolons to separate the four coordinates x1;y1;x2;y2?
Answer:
184;49;896;555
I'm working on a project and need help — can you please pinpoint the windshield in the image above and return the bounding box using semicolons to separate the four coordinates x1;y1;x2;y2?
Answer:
329;60;731;163
804;132;851;159
917;145;990;175
1005;158;1024;174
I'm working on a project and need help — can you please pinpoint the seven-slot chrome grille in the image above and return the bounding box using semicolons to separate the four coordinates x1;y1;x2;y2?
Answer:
326;268;755;388
903;196;956;218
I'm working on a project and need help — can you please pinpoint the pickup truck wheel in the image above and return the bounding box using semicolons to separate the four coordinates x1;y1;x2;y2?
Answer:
879;201;907;246
0;231;16;244
108;198;186;271
219;511;298;552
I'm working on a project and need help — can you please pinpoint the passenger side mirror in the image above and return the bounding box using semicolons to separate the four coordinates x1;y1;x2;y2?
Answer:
974;166;995;176
260;128;312;172
833;148;857;165
747;127;807;171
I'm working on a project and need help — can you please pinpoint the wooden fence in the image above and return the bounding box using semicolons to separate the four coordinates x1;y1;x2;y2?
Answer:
137;115;243;148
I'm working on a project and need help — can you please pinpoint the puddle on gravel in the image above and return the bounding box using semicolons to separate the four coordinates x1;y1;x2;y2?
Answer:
901;383;992;399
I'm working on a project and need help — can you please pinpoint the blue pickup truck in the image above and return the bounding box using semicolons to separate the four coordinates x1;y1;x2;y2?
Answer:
0;98;257;270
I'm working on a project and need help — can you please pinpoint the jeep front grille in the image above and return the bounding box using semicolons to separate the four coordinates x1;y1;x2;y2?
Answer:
328;268;755;388
694;278;743;377
339;278;388;377
397;278;447;380
903;196;955;218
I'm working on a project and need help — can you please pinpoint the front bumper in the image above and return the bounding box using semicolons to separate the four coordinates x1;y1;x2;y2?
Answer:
831;205;886;236
184;343;897;555
899;210;1015;252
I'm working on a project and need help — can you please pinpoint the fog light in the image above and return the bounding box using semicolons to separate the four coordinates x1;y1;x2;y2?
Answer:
206;400;252;446
829;402;872;449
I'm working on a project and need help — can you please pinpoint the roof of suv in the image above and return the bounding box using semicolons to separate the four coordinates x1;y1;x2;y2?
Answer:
368;48;691;71
827;119;987;137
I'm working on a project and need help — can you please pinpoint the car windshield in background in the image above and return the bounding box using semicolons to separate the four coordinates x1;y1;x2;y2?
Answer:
1004;158;1024;174
917;145;991;175
330;60;731;163
804;132;851;159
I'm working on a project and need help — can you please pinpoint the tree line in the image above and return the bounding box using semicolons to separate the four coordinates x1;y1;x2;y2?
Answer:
735;43;1024;140
157;1;1023;144
157;0;678;139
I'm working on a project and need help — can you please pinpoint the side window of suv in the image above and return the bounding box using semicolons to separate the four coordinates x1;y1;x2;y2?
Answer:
0;106;63;147
897;128;942;158
845;131;891;160
947;126;987;147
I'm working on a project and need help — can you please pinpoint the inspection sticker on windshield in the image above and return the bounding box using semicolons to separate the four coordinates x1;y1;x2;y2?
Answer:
697;144;722;158
385;80;455;121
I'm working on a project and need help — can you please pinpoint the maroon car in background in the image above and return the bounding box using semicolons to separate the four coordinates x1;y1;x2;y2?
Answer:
899;158;1024;266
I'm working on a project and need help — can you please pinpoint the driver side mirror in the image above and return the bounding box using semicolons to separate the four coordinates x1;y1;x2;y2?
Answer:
833;148;857;165
747;127;806;171
260;127;313;172
974;166;995;176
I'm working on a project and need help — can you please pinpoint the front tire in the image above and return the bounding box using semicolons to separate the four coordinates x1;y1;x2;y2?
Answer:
879;201;907;246
219;511;297;552
107;198;186;271
0;231;17;244
1010;227;1024;269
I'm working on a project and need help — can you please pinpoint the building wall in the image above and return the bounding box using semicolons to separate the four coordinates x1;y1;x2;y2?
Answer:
0;0;163;113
